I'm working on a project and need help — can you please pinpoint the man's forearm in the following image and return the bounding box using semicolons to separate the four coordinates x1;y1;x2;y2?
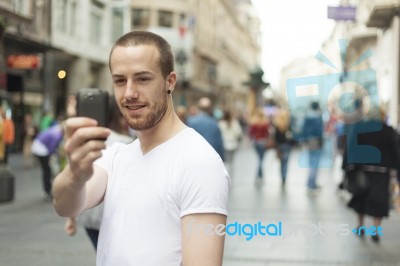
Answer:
52;165;87;217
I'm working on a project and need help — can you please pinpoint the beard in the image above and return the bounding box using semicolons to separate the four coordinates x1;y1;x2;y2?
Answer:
122;88;168;131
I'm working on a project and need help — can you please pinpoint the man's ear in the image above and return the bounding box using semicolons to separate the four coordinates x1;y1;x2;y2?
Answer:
167;72;177;89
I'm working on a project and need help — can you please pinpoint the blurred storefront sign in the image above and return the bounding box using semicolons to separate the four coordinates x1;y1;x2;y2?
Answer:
328;6;357;21
7;54;42;69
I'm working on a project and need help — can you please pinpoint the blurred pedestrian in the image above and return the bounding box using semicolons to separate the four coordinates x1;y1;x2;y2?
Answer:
22;113;38;168
1;108;15;164
218;110;243;175
187;97;225;160
248;107;270;184
64;97;134;250
53;31;229;265
273;108;293;187
301;101;324;190
343;105;400;243
31;121;64;201
66;95;77;118
188;104;199;117
39;111;54;132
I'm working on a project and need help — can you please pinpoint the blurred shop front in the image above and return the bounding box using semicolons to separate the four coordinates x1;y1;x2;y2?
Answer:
4;37;47;151
2;36;68;152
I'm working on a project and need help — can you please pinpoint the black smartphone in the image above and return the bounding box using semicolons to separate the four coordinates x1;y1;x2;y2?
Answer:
76;88;109;127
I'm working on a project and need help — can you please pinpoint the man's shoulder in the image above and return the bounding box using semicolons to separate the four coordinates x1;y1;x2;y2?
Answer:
176;129;221;157
177;128;208;145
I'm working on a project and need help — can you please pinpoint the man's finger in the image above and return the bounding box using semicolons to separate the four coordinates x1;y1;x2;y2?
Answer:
65;127;110;152
65;117;98;138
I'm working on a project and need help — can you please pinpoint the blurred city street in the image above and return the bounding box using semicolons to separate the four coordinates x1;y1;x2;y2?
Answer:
1;0;400;265
1;139;400;266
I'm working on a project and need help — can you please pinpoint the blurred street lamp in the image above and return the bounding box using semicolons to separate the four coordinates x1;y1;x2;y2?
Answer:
243;67;270;112
57;70;67;79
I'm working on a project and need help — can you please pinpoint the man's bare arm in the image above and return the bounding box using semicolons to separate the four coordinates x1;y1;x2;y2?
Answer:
52;117;110;217
53;164;107;217
182;213;226;266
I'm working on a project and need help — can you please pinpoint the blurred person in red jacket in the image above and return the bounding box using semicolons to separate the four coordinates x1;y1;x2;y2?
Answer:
248;107;270;184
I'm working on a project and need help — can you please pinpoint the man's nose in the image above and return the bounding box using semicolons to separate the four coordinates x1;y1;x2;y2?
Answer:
124;80;139;99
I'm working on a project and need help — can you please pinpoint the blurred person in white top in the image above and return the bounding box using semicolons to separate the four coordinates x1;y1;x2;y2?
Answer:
218;110;243;175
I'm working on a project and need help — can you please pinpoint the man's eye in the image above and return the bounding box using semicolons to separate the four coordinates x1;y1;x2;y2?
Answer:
114;79;125;85
138;77;151;82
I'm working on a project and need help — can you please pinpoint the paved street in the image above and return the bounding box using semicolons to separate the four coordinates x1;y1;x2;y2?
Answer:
0;155;96;266
1;140;400;266
224;139;400;266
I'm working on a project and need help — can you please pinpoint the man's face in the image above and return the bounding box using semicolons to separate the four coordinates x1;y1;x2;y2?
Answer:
110;45;171;131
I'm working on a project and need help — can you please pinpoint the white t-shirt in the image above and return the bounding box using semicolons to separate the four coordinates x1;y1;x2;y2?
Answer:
94;128;230;266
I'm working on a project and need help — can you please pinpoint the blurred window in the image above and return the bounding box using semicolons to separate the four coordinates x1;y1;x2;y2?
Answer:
57;0;67;32
112;8;124;41
90;12;102;43
132;9;150;27
89;63;101;88
70;1;77;35
158;10;173;28
6;0;34;18
55;0;77;34
90;0;104;43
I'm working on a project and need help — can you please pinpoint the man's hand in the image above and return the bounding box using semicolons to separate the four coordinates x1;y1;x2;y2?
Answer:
64;217;77;236
64;117;110;183
53;117;110;218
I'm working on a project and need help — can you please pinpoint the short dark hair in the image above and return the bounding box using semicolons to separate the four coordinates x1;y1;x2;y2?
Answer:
311;101;320;111
109;31;174;78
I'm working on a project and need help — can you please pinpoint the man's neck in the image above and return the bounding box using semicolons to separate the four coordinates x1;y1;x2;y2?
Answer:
136;106;186;155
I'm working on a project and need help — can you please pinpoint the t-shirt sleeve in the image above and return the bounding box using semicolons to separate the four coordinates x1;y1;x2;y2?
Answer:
178;150;230;218
93;143;122;173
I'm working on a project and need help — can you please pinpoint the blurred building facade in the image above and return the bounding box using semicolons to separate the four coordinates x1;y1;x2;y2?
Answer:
0;0;262;150
0;0;53;151
130;0;262;110
364;0;400;126
279;0;400;127
0;0;133;150
331;0;400;126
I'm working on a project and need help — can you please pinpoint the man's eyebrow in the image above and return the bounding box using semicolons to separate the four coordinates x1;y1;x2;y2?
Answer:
133;71;153;76
112;71;153;78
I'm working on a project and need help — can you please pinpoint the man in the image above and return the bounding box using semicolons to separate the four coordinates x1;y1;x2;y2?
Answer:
187;97;225;160
52;31;230;265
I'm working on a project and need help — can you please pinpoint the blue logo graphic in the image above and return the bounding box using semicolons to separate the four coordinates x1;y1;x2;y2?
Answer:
286;40;381;168
352;226;383;236
225;221;282;241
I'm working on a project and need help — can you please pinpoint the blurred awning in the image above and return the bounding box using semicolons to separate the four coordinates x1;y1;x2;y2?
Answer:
366;4;399;28
348;28;378;48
